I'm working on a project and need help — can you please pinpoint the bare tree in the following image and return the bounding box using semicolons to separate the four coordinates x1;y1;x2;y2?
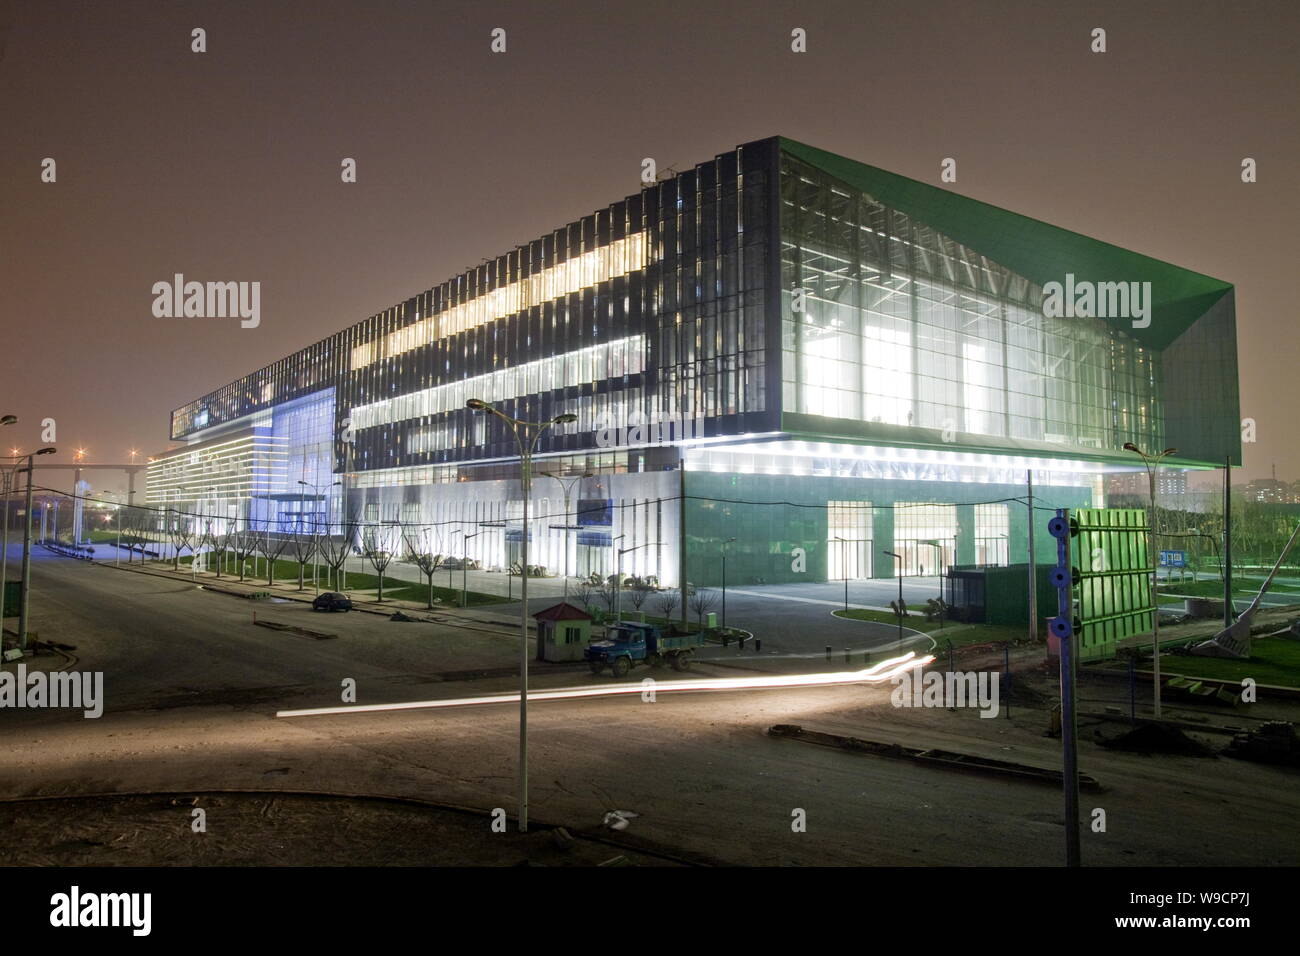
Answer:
255;521;292;586
362;521;397;602
118;507;139;562
196;518;219;576
167;508;196;571
688;586;719;630
230;518;260;581
318;509;360;592
575;579;596;612
628;581;652;612
654;588;680;622
402;524;447;608
596;576;619;616
207;519;233;577
290;517;318;590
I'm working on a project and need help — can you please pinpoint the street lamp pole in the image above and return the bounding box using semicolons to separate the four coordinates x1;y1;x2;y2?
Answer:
834;535;848;612
0;417;18;625
541;470;592;603
0;467;19;625
883;549;903;645
18;447;57;649
1124;442;1178;719
922;540;943;604
617;541;662;623
720;537;735;629
462;530;482;608
467;399;576;834
611;533;626;623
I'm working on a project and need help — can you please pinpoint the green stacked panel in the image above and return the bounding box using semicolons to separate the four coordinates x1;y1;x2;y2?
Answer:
1070;508;1154;661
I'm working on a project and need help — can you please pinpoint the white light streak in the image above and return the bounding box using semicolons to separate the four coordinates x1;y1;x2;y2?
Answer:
276;652;933;719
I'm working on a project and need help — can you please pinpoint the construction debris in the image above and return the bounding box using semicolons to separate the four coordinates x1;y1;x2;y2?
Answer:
1192;520;1300;659
602;810;639;831
1225;721;1300;767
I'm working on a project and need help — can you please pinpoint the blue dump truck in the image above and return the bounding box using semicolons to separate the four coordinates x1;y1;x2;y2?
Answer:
584;622;706;678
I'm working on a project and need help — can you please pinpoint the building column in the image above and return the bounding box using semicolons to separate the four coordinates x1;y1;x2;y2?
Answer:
873;504;895;579
956;503;976;566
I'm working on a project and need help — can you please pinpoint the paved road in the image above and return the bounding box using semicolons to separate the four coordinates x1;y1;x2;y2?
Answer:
3;550;1298;866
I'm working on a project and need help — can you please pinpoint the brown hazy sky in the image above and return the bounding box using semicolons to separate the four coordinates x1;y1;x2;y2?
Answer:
2;0;1297;492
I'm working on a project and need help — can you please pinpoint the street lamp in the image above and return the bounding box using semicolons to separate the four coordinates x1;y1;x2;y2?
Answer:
922;540;944;605
466;398;577;833
540;470;593;602
615;540;662;624
1;418;23;627
883;550;904;645
1124;442;1178;718
720;537;736;629
462;530;483;608
834;535;849;612
18;447;57;649
99;488;124;566
610;533;626;621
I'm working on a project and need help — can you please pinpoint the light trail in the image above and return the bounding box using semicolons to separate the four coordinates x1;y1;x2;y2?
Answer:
276;651;934;719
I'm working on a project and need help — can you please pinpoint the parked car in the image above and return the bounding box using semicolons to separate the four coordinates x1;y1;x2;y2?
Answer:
312;591;353;612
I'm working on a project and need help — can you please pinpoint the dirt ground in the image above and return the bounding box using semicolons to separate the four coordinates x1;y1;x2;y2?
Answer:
0;792;681;867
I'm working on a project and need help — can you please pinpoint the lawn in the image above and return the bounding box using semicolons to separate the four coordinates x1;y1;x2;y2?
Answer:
167;555;505;606
384;583;508;608
1155;637;1300;688
1157;577;1299;599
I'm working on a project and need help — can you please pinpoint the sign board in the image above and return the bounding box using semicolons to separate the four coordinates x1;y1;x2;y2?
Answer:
1158;550;1187;568
1049;508;1154;662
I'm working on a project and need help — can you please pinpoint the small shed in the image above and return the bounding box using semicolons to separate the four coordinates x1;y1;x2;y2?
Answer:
533;602;595;662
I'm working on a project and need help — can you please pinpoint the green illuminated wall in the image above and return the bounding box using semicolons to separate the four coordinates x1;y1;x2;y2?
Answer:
776;138;1241;468
683;470;1092;587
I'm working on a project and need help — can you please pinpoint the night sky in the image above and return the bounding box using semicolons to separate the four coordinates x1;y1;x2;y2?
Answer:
2;0;1296;491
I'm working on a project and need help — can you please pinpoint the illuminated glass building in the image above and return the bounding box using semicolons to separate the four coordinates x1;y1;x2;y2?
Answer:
148;137;1240;586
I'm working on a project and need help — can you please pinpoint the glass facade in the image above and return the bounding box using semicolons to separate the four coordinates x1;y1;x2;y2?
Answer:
779;151;1164;457
154;137;1239;589
171;141;780;473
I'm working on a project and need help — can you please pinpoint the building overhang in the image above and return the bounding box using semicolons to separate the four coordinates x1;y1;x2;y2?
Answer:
779;137;1234;352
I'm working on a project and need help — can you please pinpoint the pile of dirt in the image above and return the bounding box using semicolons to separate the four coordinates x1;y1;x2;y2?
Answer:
1094;721;1215;757
1226;721;1300;767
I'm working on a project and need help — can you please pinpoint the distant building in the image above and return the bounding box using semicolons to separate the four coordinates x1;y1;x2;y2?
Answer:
1245;478;1293;504
1107;469;1189;502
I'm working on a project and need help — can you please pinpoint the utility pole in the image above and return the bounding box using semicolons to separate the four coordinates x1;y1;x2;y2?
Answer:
1124;442;1177;719
1027;470;1037;642
679;459;688;629
19;447;57;649
1223;455;1233;627
1047;509;1081;866
540;470;591;603
720;536;735;629
465;398;575;834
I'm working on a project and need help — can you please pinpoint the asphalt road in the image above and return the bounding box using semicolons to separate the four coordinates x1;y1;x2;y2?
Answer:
3;550;1299;866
